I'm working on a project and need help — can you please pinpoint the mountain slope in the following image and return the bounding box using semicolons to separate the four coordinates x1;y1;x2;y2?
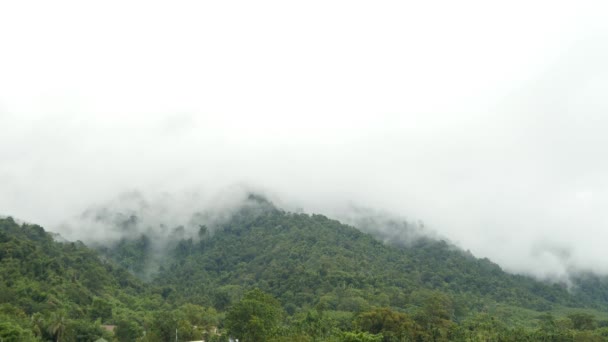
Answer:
112;200;601;317
0;216;159;341
5;198;608;340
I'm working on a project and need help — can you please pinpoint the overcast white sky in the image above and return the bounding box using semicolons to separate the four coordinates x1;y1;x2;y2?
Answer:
1;1;608;280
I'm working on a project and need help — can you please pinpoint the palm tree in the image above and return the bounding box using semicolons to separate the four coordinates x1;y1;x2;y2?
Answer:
30;312;45;338
47;311;67;342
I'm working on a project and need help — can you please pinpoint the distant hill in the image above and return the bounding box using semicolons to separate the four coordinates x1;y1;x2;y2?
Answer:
0;217;156;341
5;196;608;341
141;200;594;312
91;196;608;317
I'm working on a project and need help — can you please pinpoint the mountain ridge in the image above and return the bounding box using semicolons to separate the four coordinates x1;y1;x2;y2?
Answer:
4;198;608;340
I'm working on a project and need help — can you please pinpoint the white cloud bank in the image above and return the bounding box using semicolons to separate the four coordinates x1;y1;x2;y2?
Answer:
2;0;608;280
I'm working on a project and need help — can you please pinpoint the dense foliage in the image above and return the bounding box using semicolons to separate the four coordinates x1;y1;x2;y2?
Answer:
146;202;605;313
4;198;608;341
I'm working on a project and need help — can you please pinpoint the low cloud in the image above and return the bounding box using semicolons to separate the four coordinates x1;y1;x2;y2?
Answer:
2;1;608;282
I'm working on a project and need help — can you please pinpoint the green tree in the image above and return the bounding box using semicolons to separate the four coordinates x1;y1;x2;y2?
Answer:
341;331;384;342
291;308;338;341
568;312;596;330
67;319;105;342
90;297;113;322
146;311;178;342
226;288;284;342
0;321;37;342
356;307;418;342
115;318;143;342
47;311;68;342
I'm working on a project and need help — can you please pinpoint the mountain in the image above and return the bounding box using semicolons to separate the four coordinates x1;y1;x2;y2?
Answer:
146;200;603;311
4;196;608;341
94;196;608;340
0;216;161;341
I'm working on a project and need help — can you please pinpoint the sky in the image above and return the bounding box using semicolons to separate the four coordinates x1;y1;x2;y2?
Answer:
1;0;608;281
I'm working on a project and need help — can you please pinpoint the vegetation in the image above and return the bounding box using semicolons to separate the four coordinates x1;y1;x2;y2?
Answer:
4;197;608;341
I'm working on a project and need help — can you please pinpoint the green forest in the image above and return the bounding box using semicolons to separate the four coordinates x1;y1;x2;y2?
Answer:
3;198;608;341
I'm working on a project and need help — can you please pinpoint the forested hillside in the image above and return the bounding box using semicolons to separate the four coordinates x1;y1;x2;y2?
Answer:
151;205;573;312
4;198;608;341
0;216;222;341
96;197;606;312
0;216;144;340
96;197;608;340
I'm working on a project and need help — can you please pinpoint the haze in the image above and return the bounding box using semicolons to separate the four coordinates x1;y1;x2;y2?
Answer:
2;1;608;281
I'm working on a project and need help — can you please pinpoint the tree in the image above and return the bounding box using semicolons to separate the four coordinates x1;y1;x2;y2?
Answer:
568;312;596;330
411;290;454;341
147;311;178;342
225;288;284;342
90;297;113;322
0;321;37;342
356;307;418;342
290;308;338;341
67;319;106;342
341;331;384;342
115;318;143;342
47;311;68;342
199;225;209;240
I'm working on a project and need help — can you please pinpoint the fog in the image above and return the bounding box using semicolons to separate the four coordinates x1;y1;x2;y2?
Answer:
2;1;608;281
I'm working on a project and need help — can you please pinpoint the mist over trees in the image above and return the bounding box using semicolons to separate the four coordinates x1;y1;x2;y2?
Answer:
4;196;608;341
2;1;608;341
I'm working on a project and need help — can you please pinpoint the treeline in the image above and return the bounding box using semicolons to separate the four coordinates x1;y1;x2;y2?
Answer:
204;288;608;342
4;200;608;341
148;206;596;314
0;217;160;341
4;286;608;341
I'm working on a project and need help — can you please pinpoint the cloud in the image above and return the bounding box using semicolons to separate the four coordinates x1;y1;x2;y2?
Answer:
1;1;608;280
